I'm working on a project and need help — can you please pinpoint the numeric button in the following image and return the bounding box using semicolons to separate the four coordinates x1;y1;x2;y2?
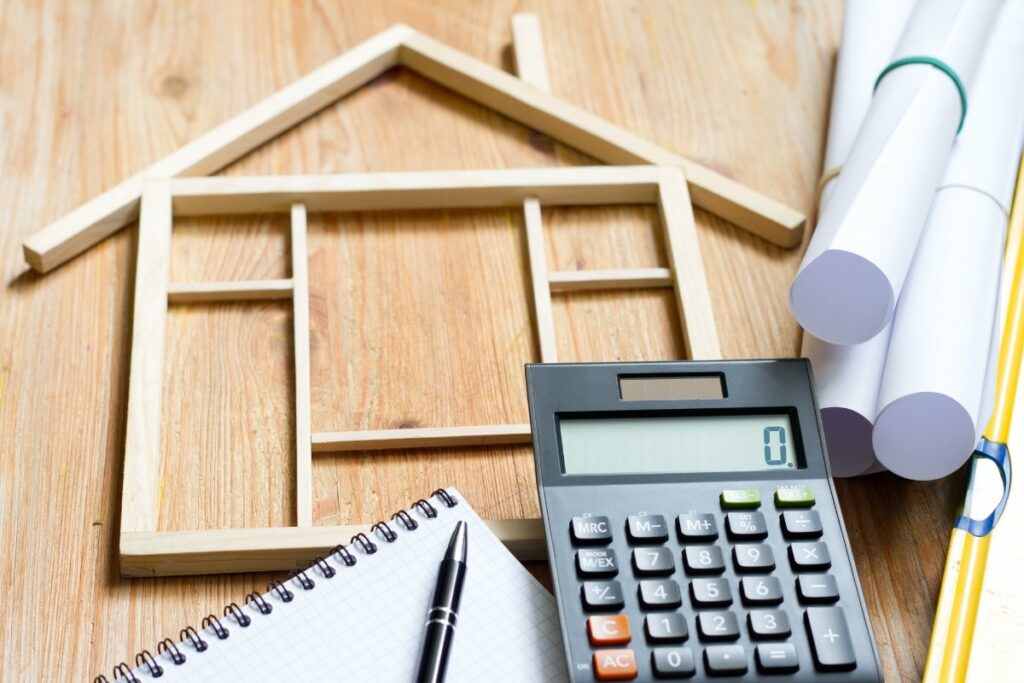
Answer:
733;544;775;572
582;581;625;611
789;542;831;571
748;609;791;639
639;580;682;610
805;607;856;671
797;574;840;603
571;516;612;545
627;514;669;544
726;512;768;540
633;547;675;576
703;645;747;675
740;577;783;606
696;611;740;641
756;643;799;673
690;578;732;607
683;546;725;574
577;548;619;578
781;510;823;538
652;647;696;678
645;614;688;643
676;513;718;541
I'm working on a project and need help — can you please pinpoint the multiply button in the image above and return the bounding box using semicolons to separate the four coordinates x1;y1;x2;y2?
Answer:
676;513;718;541
571;516;612;545
789;542;831;571
805;607;856;671
588;615;631;646
577;549;619;578
627;514;669;544
593;648;637;681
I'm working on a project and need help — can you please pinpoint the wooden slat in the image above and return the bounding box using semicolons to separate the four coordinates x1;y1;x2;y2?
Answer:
311;424;533;453
511;13;550;92
657;167;722;360
166;278;294;303
523;199;558;362
291;204;313;527
548;267;674;292
120;182;173;534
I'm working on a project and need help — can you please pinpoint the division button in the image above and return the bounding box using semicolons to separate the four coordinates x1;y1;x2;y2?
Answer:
593;648;638;680
651;647;696;678
756;643;799;673
646;614;689;643
571;516;613;545
577;548;619;578
781;509;823;538
796;574;840;604
627;514;670;544
720;489;761;509
747;609;791;639
805;607;857;672
726;512;768;540
677;513;718;541
588;615;632;646
582;581;626;611
775;486;816;508
789;542;832;571
633;547;676;576
703;645;747;675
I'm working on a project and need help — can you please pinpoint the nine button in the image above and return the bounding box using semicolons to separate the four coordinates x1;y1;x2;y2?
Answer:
733;543;776;572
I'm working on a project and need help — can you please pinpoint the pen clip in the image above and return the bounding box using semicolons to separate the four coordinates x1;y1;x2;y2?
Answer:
955;437;1012;537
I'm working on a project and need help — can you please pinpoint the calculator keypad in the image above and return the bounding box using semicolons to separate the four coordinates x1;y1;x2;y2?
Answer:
564;485;866;680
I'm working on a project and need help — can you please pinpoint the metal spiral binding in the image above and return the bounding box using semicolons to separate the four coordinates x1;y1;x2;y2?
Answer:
102;489;455;681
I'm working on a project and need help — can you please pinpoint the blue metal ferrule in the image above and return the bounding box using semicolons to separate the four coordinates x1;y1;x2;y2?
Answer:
954;437;1012;538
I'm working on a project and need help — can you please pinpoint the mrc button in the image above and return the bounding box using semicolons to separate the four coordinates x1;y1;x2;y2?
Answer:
571;516;613;545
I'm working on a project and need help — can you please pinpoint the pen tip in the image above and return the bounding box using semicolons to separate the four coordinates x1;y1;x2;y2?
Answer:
447;520;468;562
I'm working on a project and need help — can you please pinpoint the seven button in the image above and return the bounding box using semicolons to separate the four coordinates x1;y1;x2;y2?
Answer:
572;516;613;545
632;547;675;576
627;514;669;544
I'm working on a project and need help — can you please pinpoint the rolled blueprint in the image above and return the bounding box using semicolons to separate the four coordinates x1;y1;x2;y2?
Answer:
874;0;1024;480
802;0;914;477
790;0;1000;344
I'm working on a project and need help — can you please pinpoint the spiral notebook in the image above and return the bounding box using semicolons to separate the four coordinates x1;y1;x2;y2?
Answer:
103;488;566;682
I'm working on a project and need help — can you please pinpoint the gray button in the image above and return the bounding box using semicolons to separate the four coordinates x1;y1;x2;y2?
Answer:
797;574;839;603
740;576;783;605
703;644;747;675
633;547;675;576
805;607;857;671
646;614;688;643
726;511;768;540
696;611;740;641
571;516;612;545
690;578;732;607
627;514;669;543
781;509;823;538
733;543;776;572
580;580;624;611
683;545;725;574
756;643;799;673
748;609;791;639
789;542;832;571
652;647;696;677
639;579;682;610
576;548;618;577
677;513;718;541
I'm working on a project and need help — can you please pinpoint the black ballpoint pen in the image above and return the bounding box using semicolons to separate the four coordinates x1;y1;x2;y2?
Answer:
415;521;468;683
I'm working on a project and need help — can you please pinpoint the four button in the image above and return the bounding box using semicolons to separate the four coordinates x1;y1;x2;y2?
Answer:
639;580;682;609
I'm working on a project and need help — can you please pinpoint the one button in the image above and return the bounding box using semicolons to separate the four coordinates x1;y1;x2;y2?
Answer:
781;510;823;538
627;514;670;544
797;574;840;604
756;643;799;673
582;581;625;611
651;647;696;678
740;576;783;606
683;546;725;574
571;516;613;545
577;548;619;578
748;609;791;639
696;611;740;641
690;578;732;607
588;615;632;646
720;489;761;509
726;512;768;540
646;614;689;643
805;607;857;672
733;544;775;572
676;513;718;542
593;648;638;680
633;547;675;576
789;542;832;571
639;580;682;610
703;645;747;675
775;486;815;508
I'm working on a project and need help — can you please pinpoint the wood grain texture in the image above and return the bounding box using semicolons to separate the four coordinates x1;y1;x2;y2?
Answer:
0;2;954;680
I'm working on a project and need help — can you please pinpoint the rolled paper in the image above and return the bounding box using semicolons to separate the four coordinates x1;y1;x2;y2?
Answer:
874;0;1024;480
801;0;914;477
790;0;1000;344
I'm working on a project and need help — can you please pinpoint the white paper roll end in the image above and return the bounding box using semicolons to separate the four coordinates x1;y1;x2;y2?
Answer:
790;250;894;344
820;407;879;477
873;392;976;480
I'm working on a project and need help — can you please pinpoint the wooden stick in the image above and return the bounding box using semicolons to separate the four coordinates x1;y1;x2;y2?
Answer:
399;31;804;247
120;183;173;534
548;267;673;292
657;167;722;360
523;199;558;362
511;13;550;92
167;166;661;215
23;25;413;273
120;518;546;576
311;424;533;453
291;204;313;527
166;278;294;303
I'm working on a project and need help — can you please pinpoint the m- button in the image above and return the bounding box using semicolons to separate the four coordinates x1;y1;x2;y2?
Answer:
571;516;613;545
593;648;638;680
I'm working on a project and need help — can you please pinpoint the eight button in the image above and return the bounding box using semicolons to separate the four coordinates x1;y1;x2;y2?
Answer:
683;546;726;574
627;514;669;544
571;516;613;545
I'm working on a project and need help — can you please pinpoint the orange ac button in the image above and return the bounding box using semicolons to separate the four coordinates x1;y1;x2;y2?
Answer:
587;615;631;645
593;648;637;680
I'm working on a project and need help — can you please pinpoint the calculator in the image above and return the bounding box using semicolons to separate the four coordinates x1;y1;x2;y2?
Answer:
526;360;882;682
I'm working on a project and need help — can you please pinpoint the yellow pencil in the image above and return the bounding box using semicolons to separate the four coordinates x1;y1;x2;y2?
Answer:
923;155;1024;682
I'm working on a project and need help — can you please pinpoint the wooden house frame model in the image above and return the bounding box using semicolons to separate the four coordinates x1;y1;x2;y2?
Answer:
22;20;806;576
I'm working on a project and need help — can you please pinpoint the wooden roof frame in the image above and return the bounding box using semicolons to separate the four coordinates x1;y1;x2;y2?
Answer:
23;23;805;274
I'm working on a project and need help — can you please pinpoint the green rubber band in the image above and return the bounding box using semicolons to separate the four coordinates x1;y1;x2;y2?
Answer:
874;55;968;133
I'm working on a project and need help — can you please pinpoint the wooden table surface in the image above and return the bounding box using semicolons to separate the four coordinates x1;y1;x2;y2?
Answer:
0;1;960;680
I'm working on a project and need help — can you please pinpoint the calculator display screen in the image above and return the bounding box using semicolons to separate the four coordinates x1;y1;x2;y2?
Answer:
558;414;799;474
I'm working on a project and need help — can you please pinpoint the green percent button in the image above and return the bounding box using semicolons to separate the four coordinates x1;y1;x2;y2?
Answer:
720;489;761;509
775;486;815;508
